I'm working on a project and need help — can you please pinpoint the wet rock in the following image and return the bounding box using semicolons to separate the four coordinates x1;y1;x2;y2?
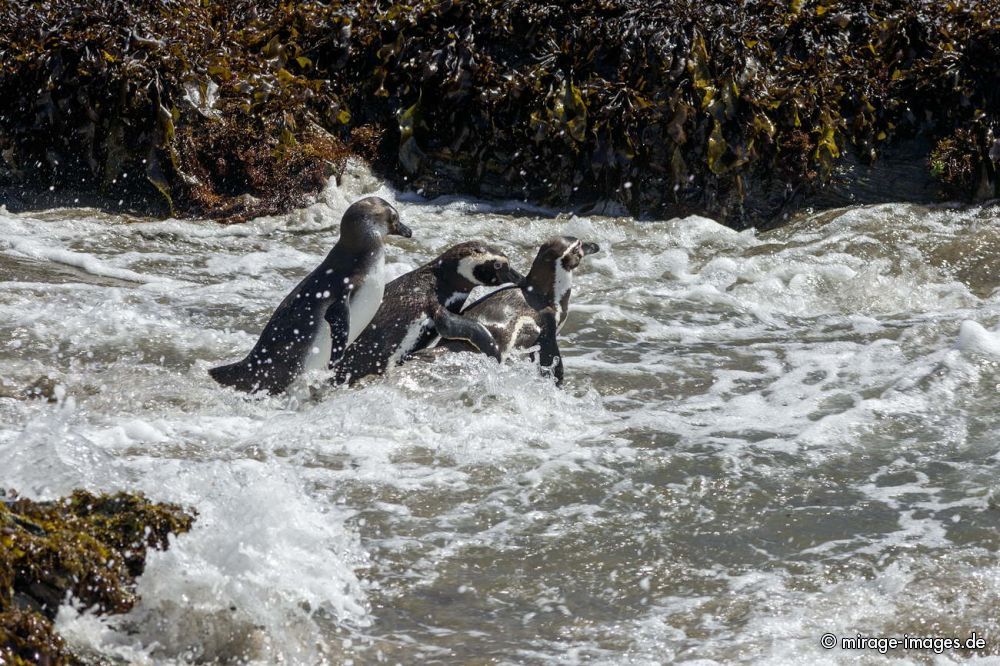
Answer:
0;0;353;222
1;1;997;228
21;377;61;403
0;606;77;666
0;489;196;664
0;375;62;402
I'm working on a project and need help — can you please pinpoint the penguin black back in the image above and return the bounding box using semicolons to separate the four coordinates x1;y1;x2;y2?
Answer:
209;196;412;395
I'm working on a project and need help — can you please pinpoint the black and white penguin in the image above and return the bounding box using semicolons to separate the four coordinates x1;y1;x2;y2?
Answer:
209;196;411;395
332;241;523;384
435;236;599;385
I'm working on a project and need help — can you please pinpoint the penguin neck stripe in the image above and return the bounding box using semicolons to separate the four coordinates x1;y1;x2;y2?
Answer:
560;241;582;260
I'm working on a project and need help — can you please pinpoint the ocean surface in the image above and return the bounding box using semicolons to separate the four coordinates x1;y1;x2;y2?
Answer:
1;164;999;664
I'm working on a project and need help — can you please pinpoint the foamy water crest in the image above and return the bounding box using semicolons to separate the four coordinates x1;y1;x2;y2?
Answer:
2;166;999;663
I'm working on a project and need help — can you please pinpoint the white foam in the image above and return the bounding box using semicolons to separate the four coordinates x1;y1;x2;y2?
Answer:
2;181;1000;662
956;320;1000;357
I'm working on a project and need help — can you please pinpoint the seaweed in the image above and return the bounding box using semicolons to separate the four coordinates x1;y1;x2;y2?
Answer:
1;0;997;227
0;489;195;664
341;0;999;226
0;0;354;221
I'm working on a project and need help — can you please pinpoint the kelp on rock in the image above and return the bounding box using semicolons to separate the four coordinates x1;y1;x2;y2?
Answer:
0;489;195;665
1;0;997;227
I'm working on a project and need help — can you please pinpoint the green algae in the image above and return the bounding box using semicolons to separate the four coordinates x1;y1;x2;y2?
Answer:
0;490;195;665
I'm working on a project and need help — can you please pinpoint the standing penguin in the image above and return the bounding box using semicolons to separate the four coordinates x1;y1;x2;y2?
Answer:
435;236;598;385
209;196;411;395
333;241;523;384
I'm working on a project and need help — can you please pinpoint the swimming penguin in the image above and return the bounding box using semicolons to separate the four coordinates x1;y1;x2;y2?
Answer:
209;196;411;395
435;236;599;385
332;241;523;384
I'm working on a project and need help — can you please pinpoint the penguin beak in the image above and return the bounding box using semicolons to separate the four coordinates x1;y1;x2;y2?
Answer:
390;219;413;238
502;265;525;285
581;242;600;256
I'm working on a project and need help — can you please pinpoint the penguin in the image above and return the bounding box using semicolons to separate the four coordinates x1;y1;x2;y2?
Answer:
332;241;523;384
434;236;599;385
209;196;411;395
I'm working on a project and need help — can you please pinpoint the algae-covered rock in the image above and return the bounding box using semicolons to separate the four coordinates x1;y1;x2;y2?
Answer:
1;0;997;227
0;489;195;664
0;606;77;666
342;0;999;227
0;0;353;222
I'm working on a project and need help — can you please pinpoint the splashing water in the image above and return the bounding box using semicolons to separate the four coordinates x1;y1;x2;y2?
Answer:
2;165;1000;663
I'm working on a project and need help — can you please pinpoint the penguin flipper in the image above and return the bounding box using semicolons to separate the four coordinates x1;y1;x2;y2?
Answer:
325;299;351;368
537;312;564;387
433;309;502;362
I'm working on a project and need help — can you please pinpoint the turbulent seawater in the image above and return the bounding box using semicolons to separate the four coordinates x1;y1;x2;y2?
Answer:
2;165;999;664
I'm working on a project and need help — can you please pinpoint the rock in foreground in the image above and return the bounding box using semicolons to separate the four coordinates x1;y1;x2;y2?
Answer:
0;489;195;665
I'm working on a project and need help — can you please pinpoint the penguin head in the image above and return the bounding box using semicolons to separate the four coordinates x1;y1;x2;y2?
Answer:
527;236;600;299
530;236;599;274
341;196;412;242
437;241;524;290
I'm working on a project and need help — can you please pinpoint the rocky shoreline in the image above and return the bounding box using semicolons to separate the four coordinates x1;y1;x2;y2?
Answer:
2;1;998;227
0;489;195;664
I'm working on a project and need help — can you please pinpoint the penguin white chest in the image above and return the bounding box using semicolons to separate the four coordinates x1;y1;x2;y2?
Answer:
301;318;333;374
347;252;385;344
553;262;573;325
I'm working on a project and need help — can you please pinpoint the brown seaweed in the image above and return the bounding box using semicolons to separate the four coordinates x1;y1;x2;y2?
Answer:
0;489;195;664
1;0;997;227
